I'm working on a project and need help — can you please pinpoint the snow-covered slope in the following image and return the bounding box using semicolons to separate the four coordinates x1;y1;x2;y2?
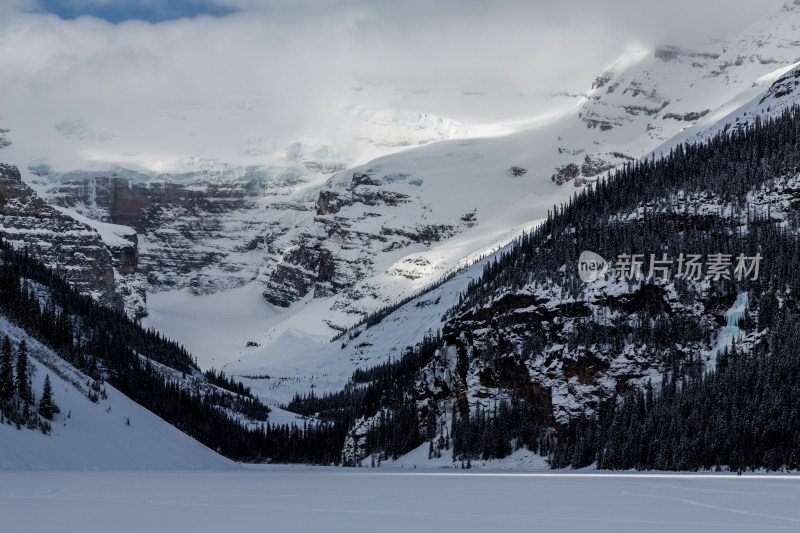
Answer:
657;61;800;154
0;317;233;470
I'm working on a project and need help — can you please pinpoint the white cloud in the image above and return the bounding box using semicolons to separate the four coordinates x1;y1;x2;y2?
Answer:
0;0;786;172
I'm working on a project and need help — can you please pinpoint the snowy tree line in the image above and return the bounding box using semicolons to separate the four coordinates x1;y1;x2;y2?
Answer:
0;242;271;459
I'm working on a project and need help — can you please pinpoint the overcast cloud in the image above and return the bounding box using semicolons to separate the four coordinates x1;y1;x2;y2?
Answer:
0;0;785;172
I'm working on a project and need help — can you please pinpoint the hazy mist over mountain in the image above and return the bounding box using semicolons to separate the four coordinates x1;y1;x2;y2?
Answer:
0;0;782;172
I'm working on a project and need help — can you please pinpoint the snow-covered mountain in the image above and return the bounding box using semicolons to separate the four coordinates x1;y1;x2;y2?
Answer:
3;0;800;433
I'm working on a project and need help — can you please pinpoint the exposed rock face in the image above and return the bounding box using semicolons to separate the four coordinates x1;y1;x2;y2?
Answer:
263;171;462;307
435;287;672;424
50;176;256;231
759;65;800;108
551;163;579;185
45;176;274;295
580;154;615;178
654;45;720;62
508;166;528;177
0;164;141;313
663;110;710;121
262;210;459;307
316;190;343;216
314;173;412;217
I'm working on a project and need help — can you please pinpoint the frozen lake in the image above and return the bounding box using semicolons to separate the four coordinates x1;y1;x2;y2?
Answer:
1;469;799;532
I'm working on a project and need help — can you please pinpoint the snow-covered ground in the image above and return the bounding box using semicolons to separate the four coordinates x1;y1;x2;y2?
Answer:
1;469;799;532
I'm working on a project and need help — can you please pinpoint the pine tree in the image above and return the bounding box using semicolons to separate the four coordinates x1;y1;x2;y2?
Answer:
0;335;13;400
15;340;30;404
38;375;55;420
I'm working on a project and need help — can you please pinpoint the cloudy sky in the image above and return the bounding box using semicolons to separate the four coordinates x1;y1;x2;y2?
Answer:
0;0;784;173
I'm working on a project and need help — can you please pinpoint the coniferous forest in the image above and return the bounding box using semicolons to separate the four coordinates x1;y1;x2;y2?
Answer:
448;107;800;471
551;331;800;471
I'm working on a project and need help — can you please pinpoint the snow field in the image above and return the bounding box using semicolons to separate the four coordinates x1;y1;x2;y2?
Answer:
0;469;798;533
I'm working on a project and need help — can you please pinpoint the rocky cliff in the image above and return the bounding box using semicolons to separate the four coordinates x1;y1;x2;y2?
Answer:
262;171;463;307
44;175;276;295
0;164;142;315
